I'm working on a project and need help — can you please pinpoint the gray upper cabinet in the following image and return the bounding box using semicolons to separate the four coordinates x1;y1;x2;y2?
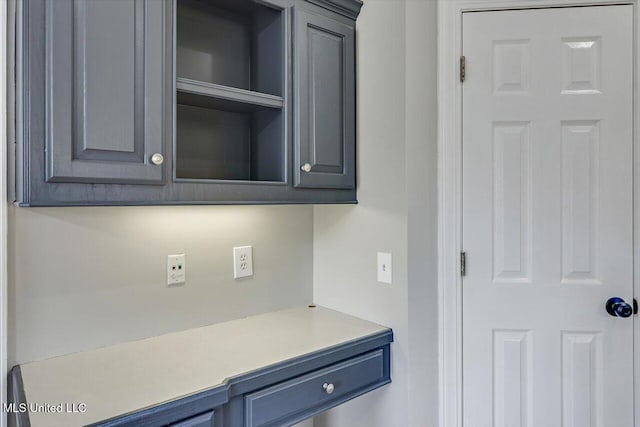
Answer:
14;0;361;206
45;0;168;184
294;8;355;189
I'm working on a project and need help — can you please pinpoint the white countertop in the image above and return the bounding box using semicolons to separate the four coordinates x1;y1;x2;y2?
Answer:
19;306;390;426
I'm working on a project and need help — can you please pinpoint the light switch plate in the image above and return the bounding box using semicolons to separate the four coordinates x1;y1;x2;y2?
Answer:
233;246;253;279
167;254;186;286
377;252;392;284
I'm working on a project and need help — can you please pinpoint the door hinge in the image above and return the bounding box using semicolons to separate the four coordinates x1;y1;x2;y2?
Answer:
460;252;466;276
460;56;466;82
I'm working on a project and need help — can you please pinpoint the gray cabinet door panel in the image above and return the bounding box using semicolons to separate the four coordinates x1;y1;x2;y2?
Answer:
294;9;355;189
45;0;167;184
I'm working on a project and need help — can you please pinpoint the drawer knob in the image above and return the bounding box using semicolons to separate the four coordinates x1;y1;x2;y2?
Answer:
301;163;312;173
322;383;335;395
151;153;164;166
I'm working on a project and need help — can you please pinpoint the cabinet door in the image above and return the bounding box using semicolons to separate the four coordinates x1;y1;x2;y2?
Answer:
45;0;169;184
293;9;355;189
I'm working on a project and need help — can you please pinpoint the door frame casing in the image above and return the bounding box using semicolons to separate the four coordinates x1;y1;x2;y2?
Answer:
1;1;8;426
436;0;640;426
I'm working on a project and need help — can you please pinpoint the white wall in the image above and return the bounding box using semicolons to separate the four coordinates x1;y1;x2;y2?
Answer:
405;0;439;425
313;0;410;424
8;205;314;365
314;0;438;426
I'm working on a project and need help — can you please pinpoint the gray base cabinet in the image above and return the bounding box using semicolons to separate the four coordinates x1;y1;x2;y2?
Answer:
9;331;392;427
14;0;362;206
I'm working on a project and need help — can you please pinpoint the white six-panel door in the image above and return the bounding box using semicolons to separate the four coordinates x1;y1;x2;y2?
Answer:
462;6;634;427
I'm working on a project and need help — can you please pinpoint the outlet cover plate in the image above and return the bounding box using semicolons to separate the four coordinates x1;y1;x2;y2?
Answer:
167;254;186;286
233;246;253;279
377;252;392;284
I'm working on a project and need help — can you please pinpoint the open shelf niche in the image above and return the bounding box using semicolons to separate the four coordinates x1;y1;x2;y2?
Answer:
175;0;285;182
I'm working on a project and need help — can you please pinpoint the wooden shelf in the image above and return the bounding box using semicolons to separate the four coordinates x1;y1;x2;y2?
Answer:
176;77;284;113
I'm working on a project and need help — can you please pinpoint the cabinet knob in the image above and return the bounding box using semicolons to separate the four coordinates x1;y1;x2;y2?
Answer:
151;153;164;166
322;383;335;394
301;163;312;173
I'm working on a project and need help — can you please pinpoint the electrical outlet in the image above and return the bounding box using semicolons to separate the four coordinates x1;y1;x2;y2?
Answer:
377;252;392;284
167;254;186;286
233;246;253;279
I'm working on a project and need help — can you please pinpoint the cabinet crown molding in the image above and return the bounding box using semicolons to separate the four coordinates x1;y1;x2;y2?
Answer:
305;0;363;19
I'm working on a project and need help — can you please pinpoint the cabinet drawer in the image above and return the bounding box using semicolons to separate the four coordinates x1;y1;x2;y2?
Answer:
245;349;386;427
170;410;214;427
